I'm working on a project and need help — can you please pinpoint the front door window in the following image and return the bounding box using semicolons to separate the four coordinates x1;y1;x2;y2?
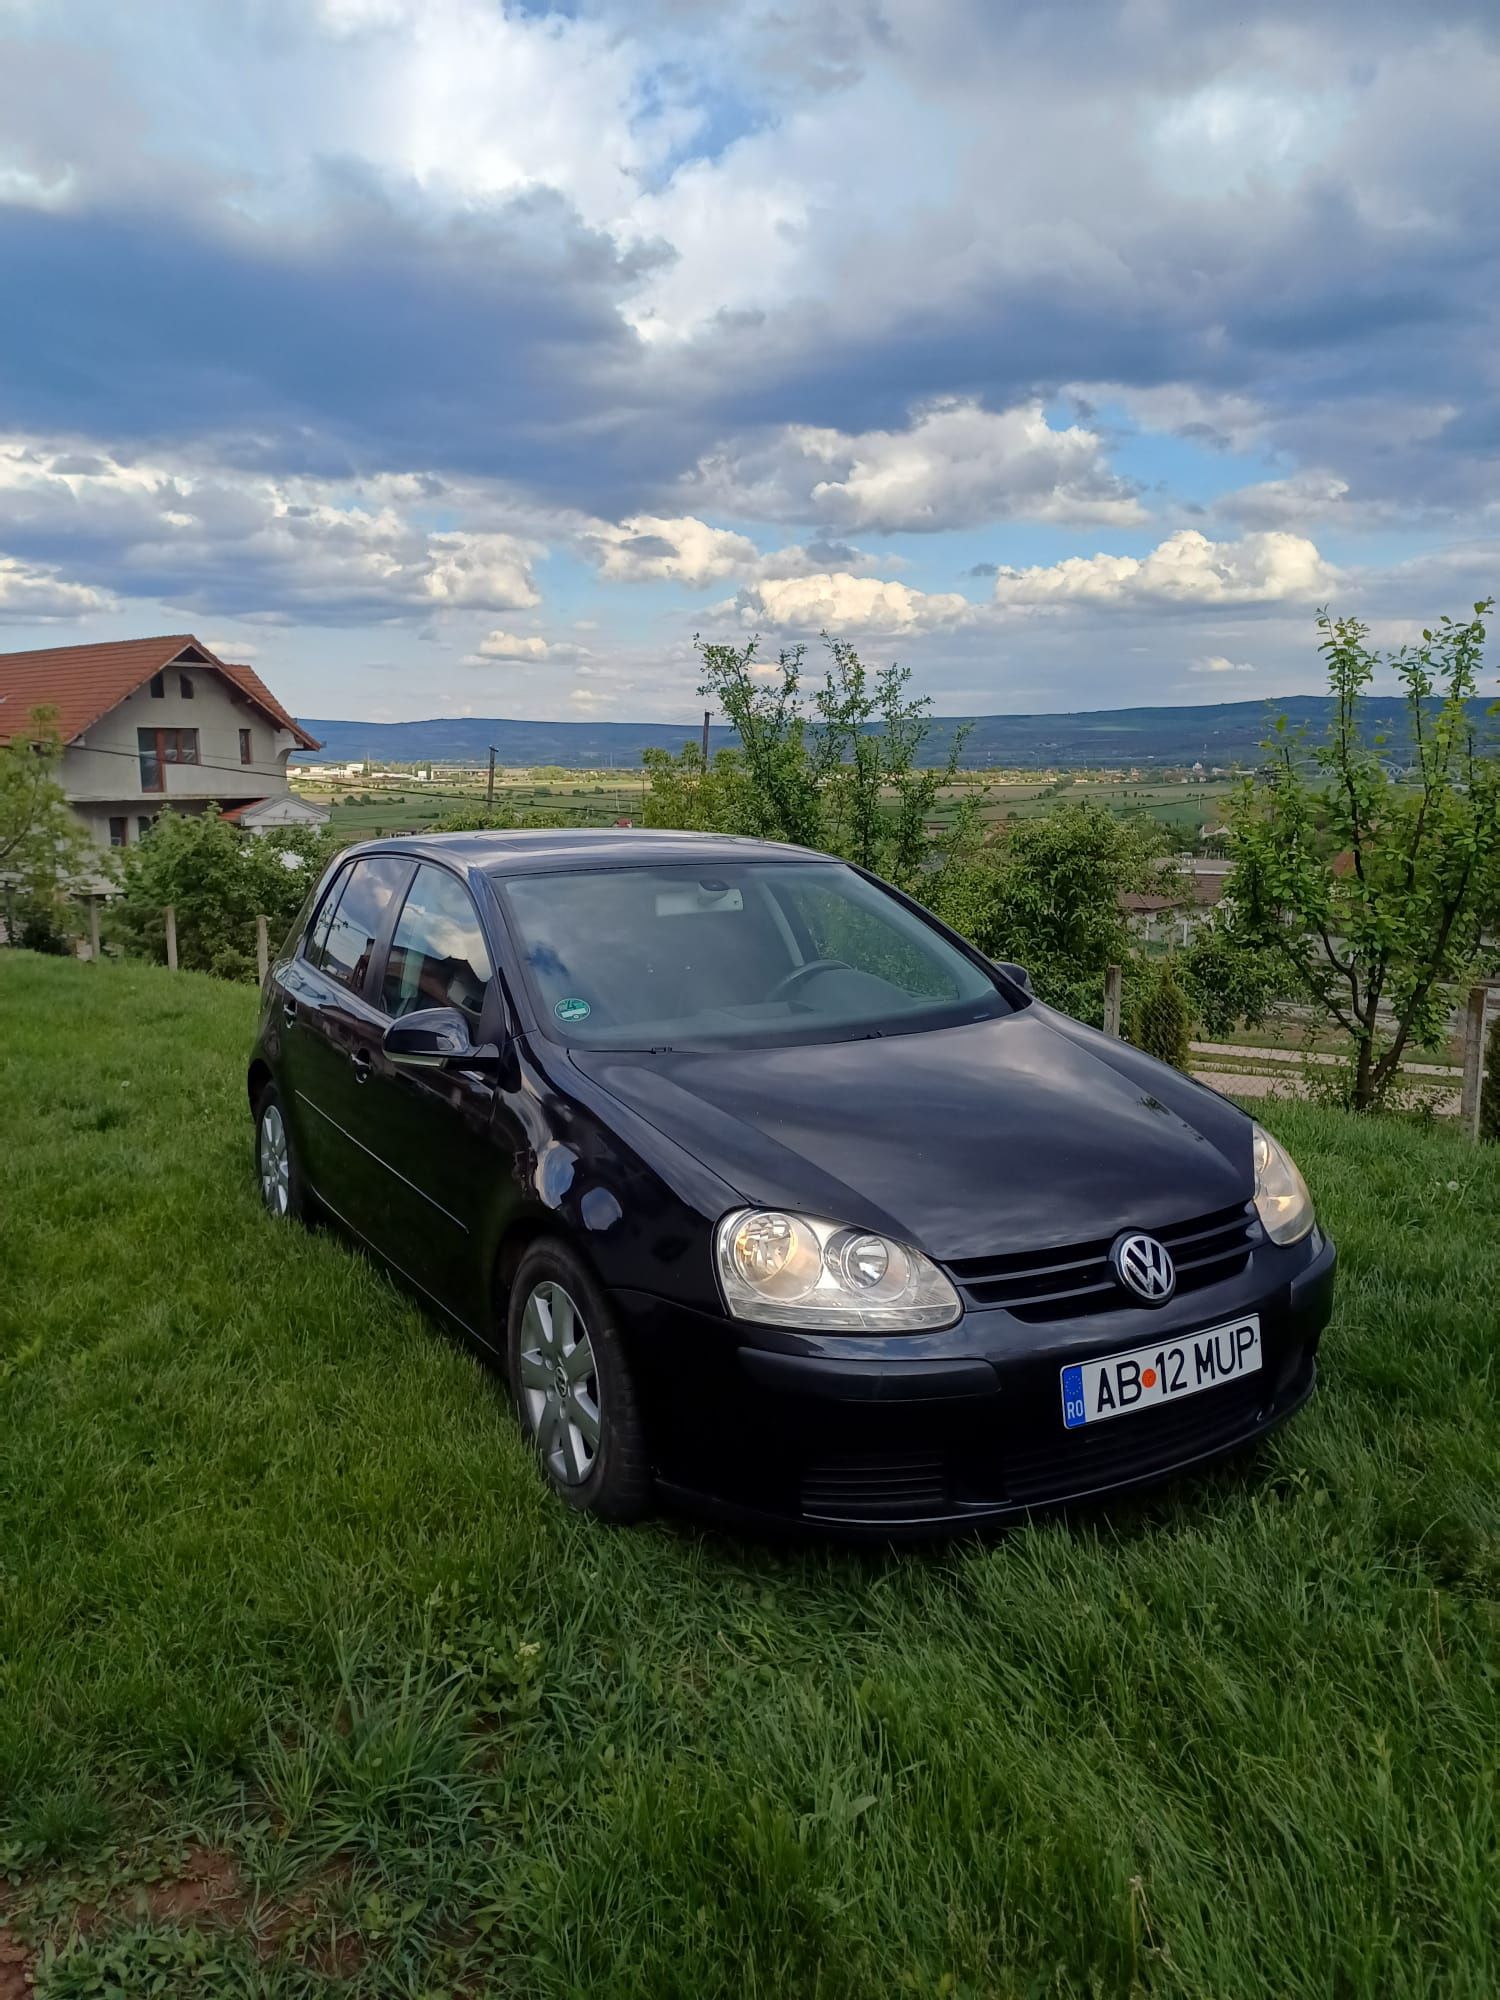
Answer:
382;865;492;1024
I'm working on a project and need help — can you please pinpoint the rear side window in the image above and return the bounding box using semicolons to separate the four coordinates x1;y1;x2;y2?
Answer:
382;865;492;1022
307;856;410;996
303;864;352;966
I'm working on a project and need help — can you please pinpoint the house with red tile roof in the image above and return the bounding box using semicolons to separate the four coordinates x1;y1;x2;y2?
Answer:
0;635;327;853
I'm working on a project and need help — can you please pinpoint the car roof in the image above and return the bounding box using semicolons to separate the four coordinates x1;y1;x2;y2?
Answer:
342;826;828;874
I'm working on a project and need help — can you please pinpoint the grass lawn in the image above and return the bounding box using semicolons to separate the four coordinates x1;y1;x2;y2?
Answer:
1;952;1495;1998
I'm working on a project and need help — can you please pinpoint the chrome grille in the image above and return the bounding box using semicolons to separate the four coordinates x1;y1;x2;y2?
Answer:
947;1202;1259;1322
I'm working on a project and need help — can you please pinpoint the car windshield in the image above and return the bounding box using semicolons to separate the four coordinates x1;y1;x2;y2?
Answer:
493;859;1014;1050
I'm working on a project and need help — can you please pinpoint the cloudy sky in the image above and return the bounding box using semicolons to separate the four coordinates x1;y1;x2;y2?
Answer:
1;0;1497;725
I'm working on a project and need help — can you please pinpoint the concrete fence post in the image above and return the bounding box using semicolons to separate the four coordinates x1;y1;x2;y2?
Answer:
1459;984;1487;1144
165;904;178;972
89;897;101;963
256;913;269;986
1103;963;1123;1039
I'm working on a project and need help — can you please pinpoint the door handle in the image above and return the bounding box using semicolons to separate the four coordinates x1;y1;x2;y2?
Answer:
282;997;297;1026
351;1048;373;1084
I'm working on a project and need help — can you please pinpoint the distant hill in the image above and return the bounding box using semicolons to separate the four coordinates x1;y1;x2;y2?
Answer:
293;695;1493;772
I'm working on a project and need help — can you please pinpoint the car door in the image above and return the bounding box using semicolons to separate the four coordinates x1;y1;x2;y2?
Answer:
352;861;507;1326
279;853;414;1225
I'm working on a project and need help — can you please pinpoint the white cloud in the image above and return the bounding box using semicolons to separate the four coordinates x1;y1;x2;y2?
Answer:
1224;470;1360;528
419;531;540;610
1146;80;1349;199
990;530;1338;612
0;440;542;619
1191;654;1256;674
690;399;1143;534
464;628;589;664
1066;382;1271;457
0;552;113;620
578;511;889;588
721;571;973;636
583;514;762;586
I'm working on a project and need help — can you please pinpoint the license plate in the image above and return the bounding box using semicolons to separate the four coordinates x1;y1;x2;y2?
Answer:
1060;1315;1261;1429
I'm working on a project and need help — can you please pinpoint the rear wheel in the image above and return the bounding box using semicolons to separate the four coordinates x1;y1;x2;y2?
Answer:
506;1240;652;1521
254;1082;311;1223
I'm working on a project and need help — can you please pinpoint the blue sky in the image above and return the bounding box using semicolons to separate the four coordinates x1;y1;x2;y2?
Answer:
0;0;1496;724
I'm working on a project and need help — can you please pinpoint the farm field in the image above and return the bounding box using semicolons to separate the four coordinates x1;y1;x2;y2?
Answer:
298;769;1238;845
304;774;650;841
1;952;1494;1998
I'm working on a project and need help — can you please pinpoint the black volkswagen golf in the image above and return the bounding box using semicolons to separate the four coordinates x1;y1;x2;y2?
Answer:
248;828;1336;1533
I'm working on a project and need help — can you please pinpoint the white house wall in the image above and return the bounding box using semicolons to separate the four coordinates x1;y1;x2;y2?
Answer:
62;668;299;847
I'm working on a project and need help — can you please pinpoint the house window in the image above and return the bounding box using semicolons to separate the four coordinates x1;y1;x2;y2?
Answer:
137;727;200;791
180;673;194;698
108;816;128;847
149;673;165;698
239;727;252;765
137;815;154;840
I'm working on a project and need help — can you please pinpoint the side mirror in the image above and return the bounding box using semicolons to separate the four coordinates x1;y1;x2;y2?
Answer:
993;960;1032;994
384;1006;504;1074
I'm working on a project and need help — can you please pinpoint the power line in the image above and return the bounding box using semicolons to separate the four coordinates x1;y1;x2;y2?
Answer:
54;738;321;783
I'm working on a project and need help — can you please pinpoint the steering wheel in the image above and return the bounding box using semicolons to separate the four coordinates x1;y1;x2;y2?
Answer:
766;957;853;1004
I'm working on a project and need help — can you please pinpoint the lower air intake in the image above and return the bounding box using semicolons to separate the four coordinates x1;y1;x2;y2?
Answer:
800;1452;949;1523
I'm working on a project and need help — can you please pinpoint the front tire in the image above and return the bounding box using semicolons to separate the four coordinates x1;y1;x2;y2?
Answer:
506;1240;652;1521
254;1082;311;1224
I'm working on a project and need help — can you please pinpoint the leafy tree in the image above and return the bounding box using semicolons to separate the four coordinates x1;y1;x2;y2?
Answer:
114;810;343;979
644;632;979;893
0;705;95;952
1223;602;1499;1110
1178;925;1283;1040
942;804;1166;1025
682;635;825;848
1128;956;1194;1069
808;637;972;891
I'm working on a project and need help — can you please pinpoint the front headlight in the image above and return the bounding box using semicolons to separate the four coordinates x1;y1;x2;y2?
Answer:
1252;1123;1314;1245
714;1209;962;1330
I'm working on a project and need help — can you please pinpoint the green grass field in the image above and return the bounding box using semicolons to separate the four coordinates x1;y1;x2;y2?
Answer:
311;779;649;841
1;953;1495;1998
304;771;1236;846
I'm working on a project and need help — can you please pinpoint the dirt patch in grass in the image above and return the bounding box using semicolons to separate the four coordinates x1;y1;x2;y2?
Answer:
1;1845;368;1990
0;1923;32;2000
73;1845;247;1935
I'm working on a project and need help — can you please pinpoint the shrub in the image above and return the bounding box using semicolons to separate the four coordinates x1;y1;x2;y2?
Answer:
1;704;96;945
1129;957;1194;1070
1482;1001;1500;1143
114;810;343;978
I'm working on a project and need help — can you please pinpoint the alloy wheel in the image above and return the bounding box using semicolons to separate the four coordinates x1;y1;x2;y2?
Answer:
258;1102;291;1218
518;1281;601;1485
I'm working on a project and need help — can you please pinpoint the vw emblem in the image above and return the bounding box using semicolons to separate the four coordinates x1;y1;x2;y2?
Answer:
1111;1231;1176;1304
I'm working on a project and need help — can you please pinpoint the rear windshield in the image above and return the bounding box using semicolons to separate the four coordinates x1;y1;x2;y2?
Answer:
491;859;1012;1051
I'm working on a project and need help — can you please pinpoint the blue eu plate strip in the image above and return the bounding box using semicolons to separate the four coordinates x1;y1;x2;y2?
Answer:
1061;1364;1087;1429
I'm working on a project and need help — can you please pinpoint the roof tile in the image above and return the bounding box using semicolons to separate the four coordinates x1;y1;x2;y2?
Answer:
0;634;319;750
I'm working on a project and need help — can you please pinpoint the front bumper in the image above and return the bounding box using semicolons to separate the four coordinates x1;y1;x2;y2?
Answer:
614;1231;1337;1536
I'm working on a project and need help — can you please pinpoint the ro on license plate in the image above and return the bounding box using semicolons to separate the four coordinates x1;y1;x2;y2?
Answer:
1059;1316;1261;1429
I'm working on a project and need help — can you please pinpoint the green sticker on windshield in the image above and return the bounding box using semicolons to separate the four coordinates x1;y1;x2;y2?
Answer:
555;996;591;1024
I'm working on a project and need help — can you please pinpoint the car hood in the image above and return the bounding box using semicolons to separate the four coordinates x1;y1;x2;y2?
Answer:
567;1007;1253;1262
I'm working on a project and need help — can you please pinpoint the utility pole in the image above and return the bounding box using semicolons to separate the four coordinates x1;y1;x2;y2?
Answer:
486;745;497;810
701;710;711;766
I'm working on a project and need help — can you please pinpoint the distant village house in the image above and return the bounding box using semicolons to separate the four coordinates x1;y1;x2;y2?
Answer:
0;635;327;852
